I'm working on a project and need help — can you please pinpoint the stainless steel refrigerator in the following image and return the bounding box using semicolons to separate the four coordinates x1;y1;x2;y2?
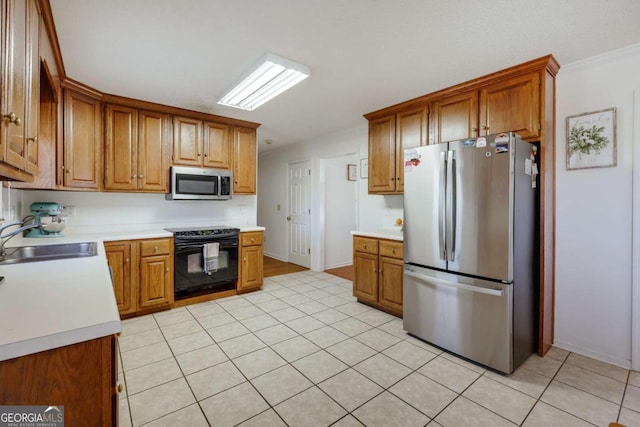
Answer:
403;132;537;374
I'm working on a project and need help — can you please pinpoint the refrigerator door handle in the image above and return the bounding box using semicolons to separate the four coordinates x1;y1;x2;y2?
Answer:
439;151;447;260
404;269;504;297
446;150;456;261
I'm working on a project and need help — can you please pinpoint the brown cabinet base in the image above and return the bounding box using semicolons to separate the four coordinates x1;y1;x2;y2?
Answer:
353;236;403;318
0;335;117;426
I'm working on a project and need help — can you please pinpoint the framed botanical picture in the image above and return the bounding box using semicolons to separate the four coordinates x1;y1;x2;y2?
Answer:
347;164;357;181
566;107;617;170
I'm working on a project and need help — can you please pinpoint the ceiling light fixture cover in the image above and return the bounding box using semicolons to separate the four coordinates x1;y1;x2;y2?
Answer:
218;53;310;111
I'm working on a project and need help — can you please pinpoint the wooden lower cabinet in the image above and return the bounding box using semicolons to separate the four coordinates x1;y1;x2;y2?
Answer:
238;231;263;292
353;236;403;316
0;334;118;426
105;237;174;316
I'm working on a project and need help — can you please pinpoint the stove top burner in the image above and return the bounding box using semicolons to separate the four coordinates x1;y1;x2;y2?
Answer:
165;226;240;237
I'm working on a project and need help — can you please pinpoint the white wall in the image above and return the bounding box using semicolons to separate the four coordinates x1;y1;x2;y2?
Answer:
257;124;403;271
555;43;640;368
13;190;256;228
324;153;358;269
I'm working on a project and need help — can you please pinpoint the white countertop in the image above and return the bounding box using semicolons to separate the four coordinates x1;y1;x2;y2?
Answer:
351;228;403;241
0;222;265;362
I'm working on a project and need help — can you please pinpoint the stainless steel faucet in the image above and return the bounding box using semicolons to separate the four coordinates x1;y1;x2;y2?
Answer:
0;224;44;256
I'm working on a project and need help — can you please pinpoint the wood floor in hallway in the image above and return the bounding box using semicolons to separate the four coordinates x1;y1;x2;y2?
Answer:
263;256;353;282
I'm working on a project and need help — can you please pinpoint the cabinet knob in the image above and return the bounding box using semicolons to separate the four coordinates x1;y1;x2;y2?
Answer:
66;169;71;173
391;248;395;254
363;245;367;249
373;266;376;272
390;177;395;181
235;180;238;184
204;153;208;157
166;267;170;272
251;238;255;242
244;257;247;262
154;246;159;252
125;258;129;263
27;136;38;143
132;175;137;178
197;153;201;157
2;112;21;126
139;175;144;178
117;384;123;393
482;125;489;130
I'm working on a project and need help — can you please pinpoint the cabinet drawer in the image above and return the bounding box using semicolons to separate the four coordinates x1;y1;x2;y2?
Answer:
354;237;378;254
140;238;172;257
241;231;263;246
379;240;403;259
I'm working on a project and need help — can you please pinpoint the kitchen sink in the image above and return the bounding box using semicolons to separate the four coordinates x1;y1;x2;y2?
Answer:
0;242;98;265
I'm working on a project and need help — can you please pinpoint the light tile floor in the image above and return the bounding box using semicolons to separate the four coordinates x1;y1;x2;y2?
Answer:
117;271;640;426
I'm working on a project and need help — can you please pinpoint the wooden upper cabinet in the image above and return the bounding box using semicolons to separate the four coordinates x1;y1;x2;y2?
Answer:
24;0;39;175
62;88;102;189
138;110;170;191
104;106;170;192
233;126;256;194
479;72;540;140
203;121;231;169
2;0;27;170
430;90;478;144
395;107;427;192
172;115;202;166
104;104;137;191
368;115;396;194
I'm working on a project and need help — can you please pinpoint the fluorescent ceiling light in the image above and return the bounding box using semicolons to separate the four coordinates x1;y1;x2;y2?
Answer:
218;53;310;111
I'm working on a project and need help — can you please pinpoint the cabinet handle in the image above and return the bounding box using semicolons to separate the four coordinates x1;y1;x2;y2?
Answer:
154;246;159;252
391;248;395;254
125;258;129;263
2;112;21;126
66;169;71;173
235;180;238;184
27;136;38;143
390;177;395;181
250;238;255;243
203;153;208;157
482;125;489;130
363;244;367;249
197;153;201;157
117;384;123;393
166;267;170;272
244;257;247;262
396;177;400;181
373;266;376;272
132;175;137;178
139;175;144;178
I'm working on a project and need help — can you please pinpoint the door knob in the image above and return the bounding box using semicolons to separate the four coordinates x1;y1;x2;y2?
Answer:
286;216;291;221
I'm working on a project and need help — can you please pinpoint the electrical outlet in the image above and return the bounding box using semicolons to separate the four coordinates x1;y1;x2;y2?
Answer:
64;206;76;217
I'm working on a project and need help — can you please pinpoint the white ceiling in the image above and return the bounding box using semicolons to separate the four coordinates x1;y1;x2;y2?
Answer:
50;0;640;153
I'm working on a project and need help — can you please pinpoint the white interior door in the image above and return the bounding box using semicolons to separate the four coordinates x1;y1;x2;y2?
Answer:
288;161;311;267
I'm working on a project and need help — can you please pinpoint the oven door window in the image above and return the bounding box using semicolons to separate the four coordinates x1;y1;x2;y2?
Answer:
176;173;218;196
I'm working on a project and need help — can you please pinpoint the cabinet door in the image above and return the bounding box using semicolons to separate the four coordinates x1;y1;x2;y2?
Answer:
63;89;101;189
368;115;396;194
233;126;256;194
2;0;28;170
239;244;263;291
24;0;39;174
353;251;379;304
379;256;403;315
396;107;427;193
139;254;174;309
105;241;137;316
138;110;170;191
479;72;540;139
172;116;202;166
203;121;231;169
104;104;137;191
430;90;478;144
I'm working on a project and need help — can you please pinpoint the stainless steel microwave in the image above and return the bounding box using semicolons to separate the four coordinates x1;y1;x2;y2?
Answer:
166;166;232;200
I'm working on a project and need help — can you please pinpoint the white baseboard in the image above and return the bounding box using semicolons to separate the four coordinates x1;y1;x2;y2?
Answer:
324;261;352;270
264;252;287;262
553;340;631;370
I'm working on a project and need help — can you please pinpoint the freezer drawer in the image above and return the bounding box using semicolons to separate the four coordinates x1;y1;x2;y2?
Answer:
403;266;514;373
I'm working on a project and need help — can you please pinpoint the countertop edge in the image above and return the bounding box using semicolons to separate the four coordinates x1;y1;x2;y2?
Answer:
351;230;403;241
0;320;121;362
